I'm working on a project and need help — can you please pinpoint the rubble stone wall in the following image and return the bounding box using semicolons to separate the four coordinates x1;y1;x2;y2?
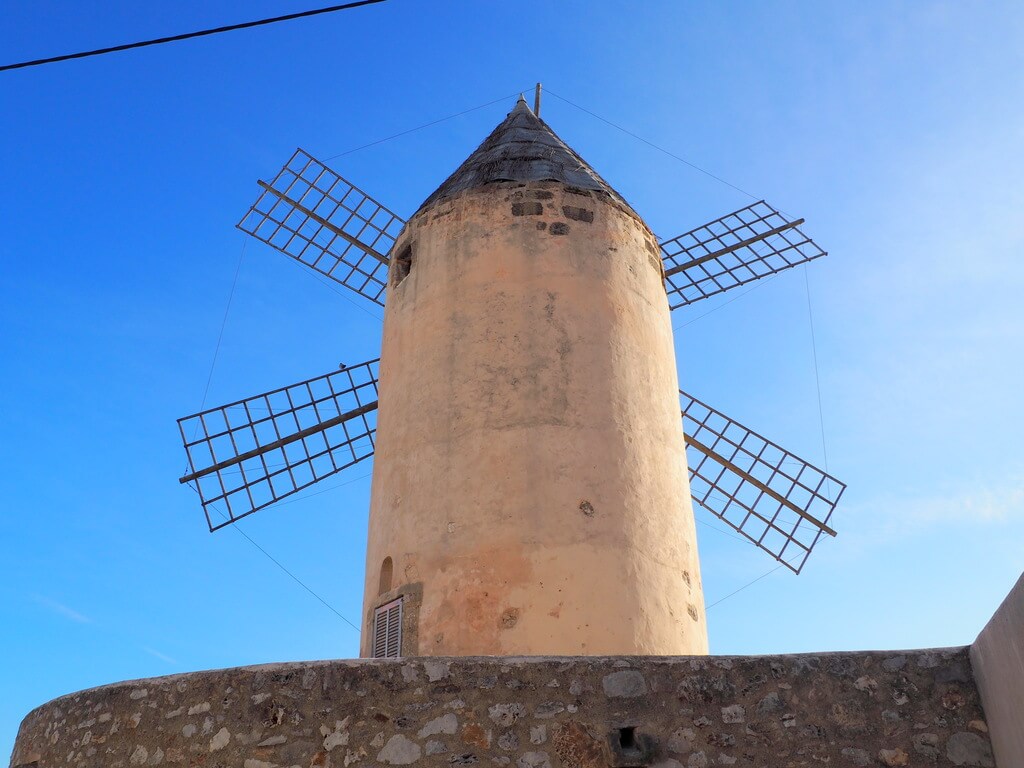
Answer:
11;649;996;768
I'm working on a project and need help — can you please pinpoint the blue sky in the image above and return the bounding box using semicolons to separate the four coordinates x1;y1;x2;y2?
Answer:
2;0;1023;757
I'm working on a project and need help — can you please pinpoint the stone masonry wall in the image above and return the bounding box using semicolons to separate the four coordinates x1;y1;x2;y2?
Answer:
11;649;996;768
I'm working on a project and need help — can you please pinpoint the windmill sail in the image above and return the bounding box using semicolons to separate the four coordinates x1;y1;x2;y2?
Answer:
238;149;405;308
661;201;826;310
178;359;380;531
680;390;845;574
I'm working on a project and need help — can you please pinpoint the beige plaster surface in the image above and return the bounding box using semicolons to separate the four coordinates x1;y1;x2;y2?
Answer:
360;182;707;657
971;570;1024;768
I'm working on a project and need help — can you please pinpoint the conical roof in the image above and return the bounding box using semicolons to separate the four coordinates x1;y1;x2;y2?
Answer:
417;95;636;214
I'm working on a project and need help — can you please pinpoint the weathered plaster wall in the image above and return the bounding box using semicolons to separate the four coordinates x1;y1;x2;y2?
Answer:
11;649;996;768
970;572;1024;768
364;181;706;657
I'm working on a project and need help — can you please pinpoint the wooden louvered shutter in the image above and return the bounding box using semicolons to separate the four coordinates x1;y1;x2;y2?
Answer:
372;598;403;658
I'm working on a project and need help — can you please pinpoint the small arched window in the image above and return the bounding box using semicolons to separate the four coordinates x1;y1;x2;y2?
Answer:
378;556;394;595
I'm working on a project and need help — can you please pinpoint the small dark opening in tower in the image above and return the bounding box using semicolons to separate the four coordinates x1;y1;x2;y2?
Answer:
378;556;393;595
392;243;412;285
617;727;637;751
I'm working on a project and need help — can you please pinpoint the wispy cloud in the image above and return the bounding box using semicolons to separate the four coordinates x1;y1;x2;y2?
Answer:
32;594;93;624
143;647;178;665
32;596;183;666
830;479;1024;561
898;484;1024;526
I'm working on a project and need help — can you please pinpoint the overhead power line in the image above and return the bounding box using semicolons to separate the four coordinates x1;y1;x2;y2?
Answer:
228;519;363;633
0;0;387;73
324;89;531;161
544;88;762;203
705;561;789;610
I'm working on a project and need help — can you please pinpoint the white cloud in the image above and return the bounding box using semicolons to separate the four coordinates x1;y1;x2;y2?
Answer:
143;647;178;664
833;479;1024;556
900;485;1024;525
32;595;92;624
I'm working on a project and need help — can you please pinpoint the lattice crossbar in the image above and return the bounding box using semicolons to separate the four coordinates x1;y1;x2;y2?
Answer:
661;201;826;310
681;390;845;573
237;149;404;308
178;359;380;531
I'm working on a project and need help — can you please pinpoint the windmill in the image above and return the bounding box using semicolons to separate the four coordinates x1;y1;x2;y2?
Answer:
177;92;845;658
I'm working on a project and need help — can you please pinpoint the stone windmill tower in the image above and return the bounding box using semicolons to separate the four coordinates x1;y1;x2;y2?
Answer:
178;93;844;660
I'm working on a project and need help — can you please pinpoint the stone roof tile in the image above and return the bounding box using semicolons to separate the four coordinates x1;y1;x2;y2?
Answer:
417;96;636;215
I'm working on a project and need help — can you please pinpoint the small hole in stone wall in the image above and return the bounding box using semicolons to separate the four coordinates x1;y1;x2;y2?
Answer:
607;725;650;767
618;726;637;751
392;243;412;285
